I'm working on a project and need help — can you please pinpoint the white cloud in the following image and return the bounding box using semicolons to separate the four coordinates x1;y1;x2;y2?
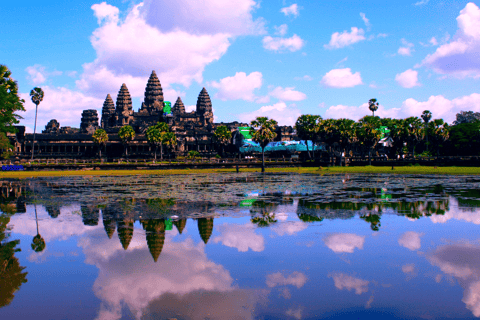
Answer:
274;24;288;36
210;72;263;101
212;223;264;252
281;4;299;17
422;2;480;78
321;68;363;88
398;231;424;250
323;233;365;253
395;69;421;88
25;64;62;85
360;13;371;30
398;38;415;56
402;263;416;274
266;271;307;288
237;102;302;126
328;273;369;295
322;93;480;124
430;37;438;46
269;86;307;101
294;75;313;81
414;0;429;6
324;27;366;49
263;34;304;52
429;197;480;224
20;86;104;131
91;2;120;24
75;0;265;101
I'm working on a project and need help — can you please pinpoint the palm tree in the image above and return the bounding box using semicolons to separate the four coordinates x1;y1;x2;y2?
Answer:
146;125;161;162
213;125;232;158
405;117;423;157
30;87;44;160
336;119;356;166
162;131;177;159
118;125;135;158
421;110;432;154
249;117;278;173
368;98;379;117
155;122;170;161
295;114;322;160
31;204;45;252
356;116;382;165
92;128;108;159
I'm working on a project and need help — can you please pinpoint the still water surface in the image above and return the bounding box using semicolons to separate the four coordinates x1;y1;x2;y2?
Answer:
1;173;480;319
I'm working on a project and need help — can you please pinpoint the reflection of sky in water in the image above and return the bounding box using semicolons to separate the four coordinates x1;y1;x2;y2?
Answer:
2;174;480;319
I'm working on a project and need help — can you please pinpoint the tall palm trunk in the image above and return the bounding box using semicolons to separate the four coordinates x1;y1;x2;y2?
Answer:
261;147;265;173
31;104;38;160
160;144;163;161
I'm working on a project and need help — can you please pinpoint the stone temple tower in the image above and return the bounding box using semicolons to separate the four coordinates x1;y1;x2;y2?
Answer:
80;110;99;134
115;84;134;126
141;70;164;113
172;97;185;117
101;94;115;129
196;88;213;126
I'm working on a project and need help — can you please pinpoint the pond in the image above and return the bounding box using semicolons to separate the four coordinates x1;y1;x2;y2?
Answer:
1;172;480;319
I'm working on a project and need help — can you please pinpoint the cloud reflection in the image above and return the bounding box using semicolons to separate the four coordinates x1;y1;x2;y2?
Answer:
266;271;307;289
328;272;369;295
323;233;365;253
398;231;424;251
212;223;264;252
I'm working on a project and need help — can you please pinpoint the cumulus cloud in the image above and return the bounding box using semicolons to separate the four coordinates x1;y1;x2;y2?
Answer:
75;0;265;102
237;102;302;126
269;86;307;101
427;243;480;317
263;34;304;52
25;64;62;85
324;27;366;49
212;223;264;252
422;2;480;78
328;273;369;295
281;4;300;17
398;38;415;56
322;93;480;124
395;69;421;88
321;68;363;88
210;72;263;101
274;24;288;36
20;86;104;132
398;231;424;251
266;271;307;289
323;233;365;253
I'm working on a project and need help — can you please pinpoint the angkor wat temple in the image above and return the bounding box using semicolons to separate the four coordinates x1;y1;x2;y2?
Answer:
9;70;296;159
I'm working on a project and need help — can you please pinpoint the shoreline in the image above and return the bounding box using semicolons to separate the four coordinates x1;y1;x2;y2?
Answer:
1;165;480;178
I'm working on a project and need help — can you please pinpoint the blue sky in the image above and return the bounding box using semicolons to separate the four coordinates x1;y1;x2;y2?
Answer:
2;0;480;132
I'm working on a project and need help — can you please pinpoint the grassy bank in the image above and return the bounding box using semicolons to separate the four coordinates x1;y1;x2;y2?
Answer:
0;165;480;179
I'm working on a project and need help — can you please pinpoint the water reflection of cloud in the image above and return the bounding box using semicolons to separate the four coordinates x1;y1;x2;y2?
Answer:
10;204;98;242
328;272;369;295
78;228;249;320
323;233;365;253
286;306;303;319
266;271;307;289
272;221;307;236
27;247;64;263
427;243;480;317
212;223;264;252
398;231;424;251
430;197;480;225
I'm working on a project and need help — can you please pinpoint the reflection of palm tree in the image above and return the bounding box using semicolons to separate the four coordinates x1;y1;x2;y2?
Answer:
31;204;45;252
360;213;381;231
0;215;28;308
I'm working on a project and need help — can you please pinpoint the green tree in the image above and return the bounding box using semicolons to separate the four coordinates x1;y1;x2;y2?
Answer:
162;131;177;159
356;116;382;165
368;98;379;117
118;125;135;158
92;128;108;159
0;65;26;134
213;125;232;157
146;125;162;161
453;111;480;125
250;117;277;173
335;118;357;165
421;110;432;154
29;87;44;160
428;119;449;156
295;114;321;160
404;116;423;157
188;150;200;159
155;122;171;161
